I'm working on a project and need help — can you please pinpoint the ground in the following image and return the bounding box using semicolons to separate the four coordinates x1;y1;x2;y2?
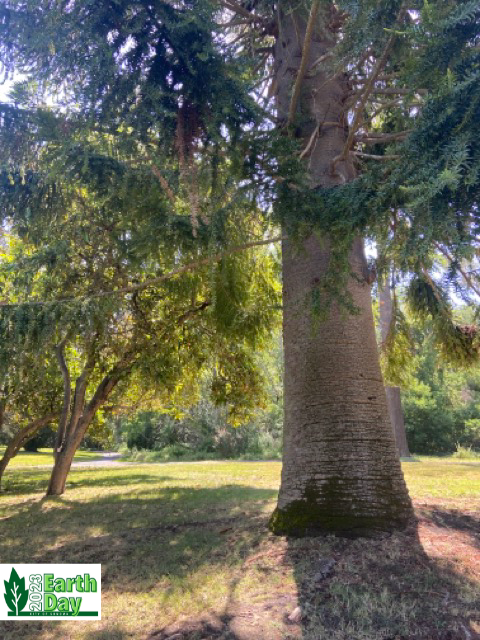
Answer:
0;459;478;640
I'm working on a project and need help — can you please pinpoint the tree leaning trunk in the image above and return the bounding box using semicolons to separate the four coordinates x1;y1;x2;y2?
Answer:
47;436;79;495
378;277;411;458
46;366;124;496
269;3;413;536
0;414;57;489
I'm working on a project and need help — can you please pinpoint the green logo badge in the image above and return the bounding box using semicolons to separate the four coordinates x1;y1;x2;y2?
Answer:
4;568;29;616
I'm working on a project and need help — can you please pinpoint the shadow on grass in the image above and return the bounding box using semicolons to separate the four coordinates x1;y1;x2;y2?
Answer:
0;480;478;640
423;507;480;550
0;483;275;640
1;469;175;495
283;521;479;640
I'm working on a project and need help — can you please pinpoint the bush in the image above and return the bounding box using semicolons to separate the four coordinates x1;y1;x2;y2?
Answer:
116;401;283;461
452;445;480;460
23;425;55;452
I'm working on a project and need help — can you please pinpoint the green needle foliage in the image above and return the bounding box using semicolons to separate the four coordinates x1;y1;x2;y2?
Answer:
0;0;479;461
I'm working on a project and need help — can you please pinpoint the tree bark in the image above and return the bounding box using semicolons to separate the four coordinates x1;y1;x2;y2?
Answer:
385;386;410;458
54;340;71;460
378;276;411;458
46;366;125;496
0;414;57;488
269;3;413;536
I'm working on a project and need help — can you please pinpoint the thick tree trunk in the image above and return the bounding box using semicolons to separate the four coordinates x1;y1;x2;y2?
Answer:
270;3;413;536
0;414;57;489
378;277;411;458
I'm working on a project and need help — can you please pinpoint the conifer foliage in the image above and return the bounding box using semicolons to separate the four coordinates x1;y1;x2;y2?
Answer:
0;1;479;527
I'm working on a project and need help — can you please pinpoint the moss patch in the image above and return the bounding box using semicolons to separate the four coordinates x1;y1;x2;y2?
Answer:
269;478;413;538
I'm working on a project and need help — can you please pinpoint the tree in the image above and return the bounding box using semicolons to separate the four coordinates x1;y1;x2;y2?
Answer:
378;273;411;458
0;149;279;494
0;281;62;487
1;0;479;533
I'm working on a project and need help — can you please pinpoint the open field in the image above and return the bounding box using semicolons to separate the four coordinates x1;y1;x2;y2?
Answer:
0;448;104;469
0;459;478;640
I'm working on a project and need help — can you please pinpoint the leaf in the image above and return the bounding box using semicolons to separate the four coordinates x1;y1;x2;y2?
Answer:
3;568;29;615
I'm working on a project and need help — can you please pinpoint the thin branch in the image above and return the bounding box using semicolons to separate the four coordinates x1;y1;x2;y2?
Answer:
142;150;176;205
287;0;321;126
355;130;412;145
433;242;480;298
353;151;400;161
54;339;71;455
299;124;320;159
2;236;284;307
218;0;265;23
332;4;407;169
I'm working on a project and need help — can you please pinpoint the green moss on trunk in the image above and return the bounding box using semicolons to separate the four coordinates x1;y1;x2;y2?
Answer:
269;479;413;538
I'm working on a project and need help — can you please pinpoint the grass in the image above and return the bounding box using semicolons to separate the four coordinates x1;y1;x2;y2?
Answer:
0;458;478;640
0;447;104;468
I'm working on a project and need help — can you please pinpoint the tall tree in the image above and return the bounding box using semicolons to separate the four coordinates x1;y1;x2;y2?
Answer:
378;273;411;458
1;0;479;533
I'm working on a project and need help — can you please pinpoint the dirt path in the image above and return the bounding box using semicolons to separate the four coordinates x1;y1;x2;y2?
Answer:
71;452;127;467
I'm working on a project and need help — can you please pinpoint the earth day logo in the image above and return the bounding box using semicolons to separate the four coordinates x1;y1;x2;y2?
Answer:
4;568;28;616
0;564;101;620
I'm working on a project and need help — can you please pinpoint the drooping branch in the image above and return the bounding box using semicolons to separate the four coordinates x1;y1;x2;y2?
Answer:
3;236;283;307
433;242;480;299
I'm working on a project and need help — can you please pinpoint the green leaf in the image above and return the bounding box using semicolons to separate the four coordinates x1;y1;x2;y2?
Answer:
3;568;29;615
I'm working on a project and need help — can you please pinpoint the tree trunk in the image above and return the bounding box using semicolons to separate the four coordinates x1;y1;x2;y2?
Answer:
0;414;57;489
385;386;410;458
46;440;78;495
269;3;413;536
46;367;123;496
378;276;411;458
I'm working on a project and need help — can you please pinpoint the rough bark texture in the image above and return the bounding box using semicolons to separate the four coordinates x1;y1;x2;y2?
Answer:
378;278;412;458
269;3;413;536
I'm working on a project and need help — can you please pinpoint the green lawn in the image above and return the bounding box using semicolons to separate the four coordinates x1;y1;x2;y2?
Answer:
0;459;478;640
0;447;104;468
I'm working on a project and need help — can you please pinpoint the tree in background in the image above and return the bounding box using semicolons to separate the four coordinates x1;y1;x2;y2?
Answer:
378;273;411;458
1;1;479;534
0;137;279;494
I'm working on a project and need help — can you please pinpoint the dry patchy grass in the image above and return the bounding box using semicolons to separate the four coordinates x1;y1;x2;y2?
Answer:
0;459;478;640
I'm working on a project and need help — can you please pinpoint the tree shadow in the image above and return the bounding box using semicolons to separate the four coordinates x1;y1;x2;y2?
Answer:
284;519;479;640
1;469;176;495
419;506;479;550
0;479;478;640
0;482;276;640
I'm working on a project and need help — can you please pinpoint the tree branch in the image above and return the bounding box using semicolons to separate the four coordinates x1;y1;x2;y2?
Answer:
353;151;400;161
54;339;71;455
287;0;321;127
0;414;58;486
433;242;480;299
332;4;407;170
4;236;283;307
